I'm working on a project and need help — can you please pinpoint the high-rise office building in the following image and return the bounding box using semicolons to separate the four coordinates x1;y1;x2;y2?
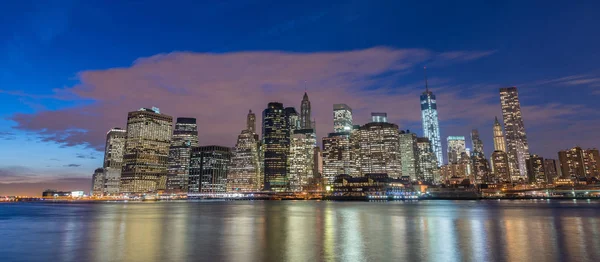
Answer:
526;154;547;183
371;112;388;123
285;107;299;133
491;150;510;183
227;111;261;192
356;122;401;178
399;130;419;181
102;127;127;195
247;110;256;134
166;117;198;193
91;168;105;196
493;117;506;152
322;132;357;184
188;145;231;194
416;137;439;183
262;102;290;191
470;129;489;183
333;104;353;133
227;130;261;192
420;68;443;166
121;107;173;194
300;92;312;129
289;129;316;191
558;147;600;179
500;87;530;181
447;136;466;164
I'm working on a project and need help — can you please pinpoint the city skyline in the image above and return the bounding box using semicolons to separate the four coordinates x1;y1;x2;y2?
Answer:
2;1;600;196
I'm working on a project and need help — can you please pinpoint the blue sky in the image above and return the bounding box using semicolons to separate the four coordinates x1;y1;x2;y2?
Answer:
1;0;599;195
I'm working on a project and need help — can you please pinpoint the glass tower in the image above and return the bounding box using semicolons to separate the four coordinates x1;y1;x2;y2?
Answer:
420;69;443;166
262;102;290;192
166;117;198;193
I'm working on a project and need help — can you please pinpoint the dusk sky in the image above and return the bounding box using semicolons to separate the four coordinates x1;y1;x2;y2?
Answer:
1;1;599;196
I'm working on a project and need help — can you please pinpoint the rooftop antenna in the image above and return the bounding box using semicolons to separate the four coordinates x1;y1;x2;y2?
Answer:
304;80;307;93
424;66;429;93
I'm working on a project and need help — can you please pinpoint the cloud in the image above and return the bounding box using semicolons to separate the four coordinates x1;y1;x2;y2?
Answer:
64;164;81;168
533;74;600;88
8;47;596;162
0;132;16;140
76;153;97;159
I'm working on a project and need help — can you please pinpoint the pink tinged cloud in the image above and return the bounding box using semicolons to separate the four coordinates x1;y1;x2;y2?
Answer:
11;46;595;160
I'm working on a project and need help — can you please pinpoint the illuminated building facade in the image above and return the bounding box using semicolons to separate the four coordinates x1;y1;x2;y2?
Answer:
420;71;443;166
493;117;506;152
370;112;387;123
500;87;530;181
526;154;547;183
289;129;316;191
356;122;401;178
227;111;261;192
166;117;198;193
399;130;419;181
121;107;173;194
470;129;490;183
92;168;105;196
558;147;600;179
322;132;357;184
285;107;299;133
416;137;439;183
447;136;466;164
102;127;127;195
333;104;353;133
188;145;231;194
491;150;510;183
262;102;290;191
300;92;312;129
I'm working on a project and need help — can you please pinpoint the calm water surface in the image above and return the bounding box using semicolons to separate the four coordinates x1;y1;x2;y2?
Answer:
1;200;600;262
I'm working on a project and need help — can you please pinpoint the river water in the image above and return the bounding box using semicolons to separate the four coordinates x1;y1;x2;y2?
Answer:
1;200;599;262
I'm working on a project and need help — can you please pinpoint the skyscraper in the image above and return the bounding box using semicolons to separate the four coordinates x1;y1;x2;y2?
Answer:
300;92;312;129
322;132;357;184
500;87;530;181
470;129;489;183
91;168;105;196
493;117;506;152
558;147;600;179
102;127;127;195
333;104;353;133
188;145;231;194
447;136;466;164
227;130;261;192
416;137;439;182
420;68;443;166
289;129;316;191
356;122;401;178
228;110;261;192
371;112;387;123
526;154;546;183
166;117;198;193
491;150;510;183
285;107;299;133
399;130;419;181
247;110;256;134
121;107;173;194
262;102;290;191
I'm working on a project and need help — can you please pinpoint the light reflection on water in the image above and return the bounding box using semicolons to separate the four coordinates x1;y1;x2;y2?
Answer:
1;200;600;262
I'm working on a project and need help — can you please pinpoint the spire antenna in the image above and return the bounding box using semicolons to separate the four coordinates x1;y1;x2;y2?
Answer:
424;66;429;93
304;80;307;93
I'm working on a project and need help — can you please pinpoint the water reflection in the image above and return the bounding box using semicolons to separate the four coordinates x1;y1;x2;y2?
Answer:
1;200;600;262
